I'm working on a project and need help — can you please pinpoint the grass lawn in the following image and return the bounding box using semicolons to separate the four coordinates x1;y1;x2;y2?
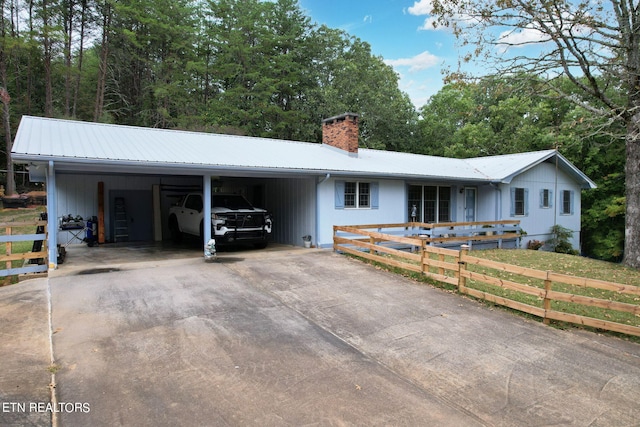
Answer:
475;249;639;286
348;245;640;341
464;249;640;334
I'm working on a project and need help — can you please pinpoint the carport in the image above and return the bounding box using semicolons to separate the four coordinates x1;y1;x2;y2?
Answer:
12;116;322;269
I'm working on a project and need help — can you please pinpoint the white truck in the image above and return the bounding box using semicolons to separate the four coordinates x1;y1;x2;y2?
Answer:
168;193;272;248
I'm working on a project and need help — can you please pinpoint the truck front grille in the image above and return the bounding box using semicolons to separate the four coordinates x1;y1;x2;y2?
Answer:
224;213;265;228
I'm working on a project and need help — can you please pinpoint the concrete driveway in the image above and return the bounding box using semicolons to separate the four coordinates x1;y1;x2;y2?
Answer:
2;246;640;426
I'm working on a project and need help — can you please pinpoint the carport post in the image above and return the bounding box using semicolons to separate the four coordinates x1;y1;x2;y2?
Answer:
46;161;58;270
203;175;212;258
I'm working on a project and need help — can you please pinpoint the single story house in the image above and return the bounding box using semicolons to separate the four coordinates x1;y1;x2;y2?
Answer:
12;113;596;269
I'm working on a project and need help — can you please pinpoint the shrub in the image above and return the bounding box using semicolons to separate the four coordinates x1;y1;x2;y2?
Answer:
548;225;579;255
527;240;544;250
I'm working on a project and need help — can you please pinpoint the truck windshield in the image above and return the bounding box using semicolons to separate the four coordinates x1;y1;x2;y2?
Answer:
211;195;254;210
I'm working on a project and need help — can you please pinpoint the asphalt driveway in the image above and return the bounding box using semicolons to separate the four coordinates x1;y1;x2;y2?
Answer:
2;248;640;426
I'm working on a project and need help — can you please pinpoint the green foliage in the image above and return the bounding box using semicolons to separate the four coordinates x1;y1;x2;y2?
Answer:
548;225;578;255
417;76;627;262
0;0;416;146
418;77;558;158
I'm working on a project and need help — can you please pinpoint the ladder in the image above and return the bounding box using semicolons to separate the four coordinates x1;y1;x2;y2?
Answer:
114;197;129;242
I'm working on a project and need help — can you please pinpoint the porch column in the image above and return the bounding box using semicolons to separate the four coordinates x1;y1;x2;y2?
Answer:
46;161;58;270
203;175;212;255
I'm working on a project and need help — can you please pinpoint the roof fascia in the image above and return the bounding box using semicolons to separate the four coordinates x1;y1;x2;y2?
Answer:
499;151;597;189
13;155;495;183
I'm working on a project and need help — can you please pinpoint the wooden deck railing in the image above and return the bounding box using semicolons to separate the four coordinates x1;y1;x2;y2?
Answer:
336;220;522;249
334;223;640;337
0;220;48;279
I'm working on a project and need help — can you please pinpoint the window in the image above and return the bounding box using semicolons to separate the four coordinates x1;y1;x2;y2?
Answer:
358;182;370;208
185;194;203;211
344;182;369;208
408;186;422;220
561;190;574;215
335;181;378;209
540;189;552;208
510;187;529;217
438;187;451;222
407;185;451;222
515;188;525;216
345;182;357;208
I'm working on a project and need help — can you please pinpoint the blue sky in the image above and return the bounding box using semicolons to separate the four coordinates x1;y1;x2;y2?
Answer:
299;0;462;109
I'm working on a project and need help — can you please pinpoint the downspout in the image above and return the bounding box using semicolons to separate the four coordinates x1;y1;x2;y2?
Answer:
46;161;58;270
489;182;502;221
315;173;330;248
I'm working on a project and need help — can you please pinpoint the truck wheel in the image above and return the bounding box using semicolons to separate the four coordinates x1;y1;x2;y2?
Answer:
169;216;182;244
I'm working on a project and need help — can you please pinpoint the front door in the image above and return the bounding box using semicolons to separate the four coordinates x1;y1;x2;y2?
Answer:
464;188;477;222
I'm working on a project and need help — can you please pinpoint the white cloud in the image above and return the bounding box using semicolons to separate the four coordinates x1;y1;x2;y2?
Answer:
363;15;372;24
406;0;460;32
399;78;439;109
385;51;440;72
407;0;435;16
417;16;445;31
498;26;548;48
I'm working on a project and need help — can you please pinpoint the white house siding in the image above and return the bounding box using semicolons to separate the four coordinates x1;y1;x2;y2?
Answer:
476;184;499;221
262;177;316;247
316;178;406;247
503;162;582;251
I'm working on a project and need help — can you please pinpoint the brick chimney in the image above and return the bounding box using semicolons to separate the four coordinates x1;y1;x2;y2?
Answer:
322;113;359;155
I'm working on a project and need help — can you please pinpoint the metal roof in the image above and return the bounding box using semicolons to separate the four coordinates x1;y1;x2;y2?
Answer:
12;116;596;188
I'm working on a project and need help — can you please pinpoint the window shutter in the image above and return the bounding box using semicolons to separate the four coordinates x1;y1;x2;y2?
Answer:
549;190;553;208
524;188;529;216
335;181;345;209
510;188;516;217
539;189;544;208
371;182;379;209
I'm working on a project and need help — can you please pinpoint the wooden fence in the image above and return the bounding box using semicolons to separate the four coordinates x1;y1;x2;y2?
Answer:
334;223;640;337
0;220;48;279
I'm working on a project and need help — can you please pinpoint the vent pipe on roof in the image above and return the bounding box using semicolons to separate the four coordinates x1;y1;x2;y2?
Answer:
322;113;359;156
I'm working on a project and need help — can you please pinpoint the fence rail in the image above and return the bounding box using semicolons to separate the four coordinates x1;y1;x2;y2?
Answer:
337;220;522;249
0;220;48;278
334;223;640;337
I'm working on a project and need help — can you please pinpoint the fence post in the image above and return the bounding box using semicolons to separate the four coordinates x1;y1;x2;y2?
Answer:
370;236;375;254
543;271;552;325
5;226;11;270
458;244;469;293
420;239;427;276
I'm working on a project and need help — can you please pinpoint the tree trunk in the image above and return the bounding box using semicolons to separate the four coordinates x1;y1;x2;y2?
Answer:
624;112;640;268
64;0;75;117
42;0;53;117
72;0;87;117
1;87;14;196
94;3;110;122
0;3;14;195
